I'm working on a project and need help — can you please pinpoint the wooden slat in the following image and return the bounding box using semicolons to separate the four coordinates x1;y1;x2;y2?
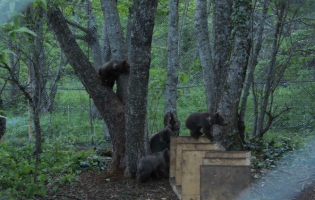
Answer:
175;144;224;185
170;136;217;177
202;157;251;166
181;150;207;199
200;165;251;200
205;151;251;158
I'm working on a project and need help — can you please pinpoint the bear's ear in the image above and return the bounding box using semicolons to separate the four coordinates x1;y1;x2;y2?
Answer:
214;112;219;118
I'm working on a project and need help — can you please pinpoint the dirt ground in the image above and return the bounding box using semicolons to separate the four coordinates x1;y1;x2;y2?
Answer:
48;169;178;200
47;169;315;200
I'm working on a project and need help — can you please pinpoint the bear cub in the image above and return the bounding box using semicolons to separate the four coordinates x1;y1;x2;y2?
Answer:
149;128;174;154
137;148;170;183
98;60;130;88
185;112;228;141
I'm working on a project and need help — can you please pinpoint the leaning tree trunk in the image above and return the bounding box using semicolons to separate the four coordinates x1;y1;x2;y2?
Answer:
194;0;214;112
47;7;126;173
212;0;232;112
217;0;251;150
164;0;179;116
125;0;158;177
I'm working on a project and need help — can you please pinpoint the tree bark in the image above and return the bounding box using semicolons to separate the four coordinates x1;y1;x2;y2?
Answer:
7;38;19;105
218;0;251;150
194;0;214;112
0;96;6;143
101;0;128;104
85;0;103;69
47;6;126;173
126;0;139;61
101;17;111;64
212;0;232;112
25;6;50;114
164;0;179;116
125;0;158;177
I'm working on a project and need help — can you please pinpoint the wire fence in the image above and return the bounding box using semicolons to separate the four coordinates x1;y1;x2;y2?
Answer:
1;3;314;147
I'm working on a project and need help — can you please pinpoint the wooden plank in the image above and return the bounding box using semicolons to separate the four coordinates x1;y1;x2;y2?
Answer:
169;177;181;200
200;165;251;200
181;150;207;198
205;151;251;158
202;157;251;166
170;136;218;177
176;144;224;185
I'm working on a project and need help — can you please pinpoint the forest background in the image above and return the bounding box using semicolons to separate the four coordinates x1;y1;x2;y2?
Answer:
0;0;314;199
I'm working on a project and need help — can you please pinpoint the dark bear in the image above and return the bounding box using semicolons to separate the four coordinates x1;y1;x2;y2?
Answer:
149;127;174;154
137;148;170;183
185;112;228;141
98;60;130;88
164;111;180;136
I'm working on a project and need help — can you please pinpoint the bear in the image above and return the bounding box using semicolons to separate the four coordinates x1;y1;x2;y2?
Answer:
137;148;170;183
149;127;174;154
185;112;228;141
98;60;130;88
164;111;180;136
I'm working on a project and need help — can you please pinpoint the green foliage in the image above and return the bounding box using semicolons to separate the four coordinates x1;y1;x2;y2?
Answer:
251;134;305;170
33;0;47;10
0;49;16;63
0;142;95;199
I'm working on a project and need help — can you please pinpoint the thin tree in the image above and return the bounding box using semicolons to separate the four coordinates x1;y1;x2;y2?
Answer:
239;0;270;139
194;0;214;112
164;0;179;120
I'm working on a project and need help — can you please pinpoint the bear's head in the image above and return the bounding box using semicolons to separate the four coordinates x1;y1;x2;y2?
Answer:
207;112;228;126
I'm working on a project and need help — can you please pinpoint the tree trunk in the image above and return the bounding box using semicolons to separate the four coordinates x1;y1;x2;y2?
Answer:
126;0;139;61
85;0;103;69
101;18;111;64
47;7;126;173
26;6;50;114
164;0;179;116
7;38;19;106
212;0;232;112
239;0;270;138
194;0;214;112
48;49;66;112
101;0;128;104
217;0;251;150
125;0;158;177
256;3;286;137
0;96;6;143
